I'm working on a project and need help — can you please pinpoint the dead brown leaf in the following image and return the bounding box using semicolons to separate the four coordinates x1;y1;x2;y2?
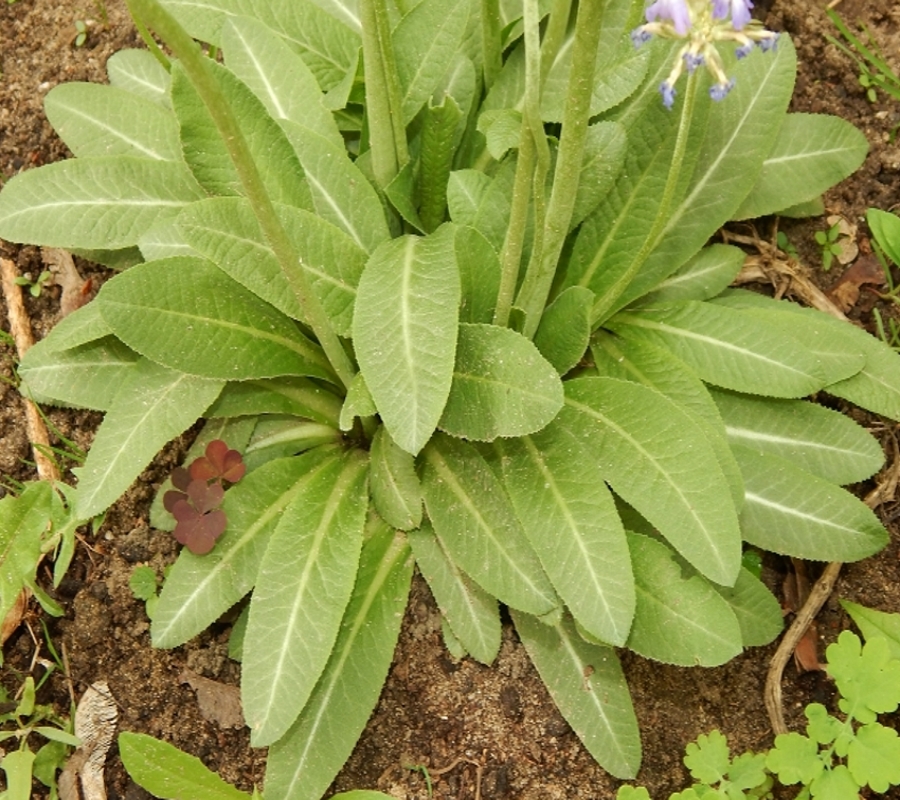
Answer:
829;254;887;312
41;247;91;317
179;668;244;729
60;681;117;800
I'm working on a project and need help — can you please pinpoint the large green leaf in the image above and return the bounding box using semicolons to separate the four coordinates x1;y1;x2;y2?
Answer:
495;425;634;646
625;532;743;667
512;610;641;780
733;446;889;562
439;323;563;441
734;113;868;220
557;377;741;586
421;435;558;616
825;323;900;421
242;450;368;746
44;83;181;161
221;16;344;149
281;121;390;254
610;40;798;312
177;197;366;335
641;244;746;304
608;301;826;397
394;0;468;123
151;449;339;646
97;256;334;382
0;157;204;249
18;336;139;412
206;378;343;427
170;61;311;210
570;122;628;232
711;390;884;486
591;333;744;510
841;601;900;662
72;359;223;520
533;287;594;376
455;225;500;324
106;49;171;106
369;426;422;531
714;567;783;649
408;522;501;665
265;525;412;800
161;0;360;93
353;227;461;455
119;733;251;800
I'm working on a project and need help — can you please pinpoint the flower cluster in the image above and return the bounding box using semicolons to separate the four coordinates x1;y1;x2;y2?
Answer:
632;0;779;109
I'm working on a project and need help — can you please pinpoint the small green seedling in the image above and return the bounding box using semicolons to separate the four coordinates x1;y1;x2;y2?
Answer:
13;270;53;298
0;676;81;799
73;20;88;47
129;565;161;620
826;11;900;108
776;230;799;260
815;221;843;272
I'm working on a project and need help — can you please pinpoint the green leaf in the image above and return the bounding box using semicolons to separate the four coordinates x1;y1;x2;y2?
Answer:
478;109;522;161
369;426;423;531
455;225;501;324
439;323;563;441
221;16;344;149
281;121;390;254
684;730;730;786
394;0;469;123
534;287;593;376
608;301;826;397
177;197;366;335
97;256;334;382
419;95;464;233
408;522;501;665
826;631;900;723
106;48;171;106
558;377;741;586
447;169;492;227
805;703;842;746
242;451;368;746
713;568;782;648
591;333;744;511
494;424;634;646
354;227;461;455
766;732;824;786
848;723;900;793
867;208;900;266
0;157;205;249
734;114;868;220
73;359;223;520
0;749;36;800
206;378;342;427
118;732;251;800
265;525;412;800
161;0;360;93
733;446;889;563
152;449;340;647
170;61;311;210
339;372;377;432
840;600;900;662
711;390;884;485
625;532;743;667
18;336;139;411
512;610;641;780
243;419;342;471
570;122;628;232
641;245;746;305
421;434;558;616
809;764;860;800
45;83;181;161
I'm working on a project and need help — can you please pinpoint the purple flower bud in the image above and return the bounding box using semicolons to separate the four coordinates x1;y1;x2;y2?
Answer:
735;43;753;59
709;78;736;102
759;33;779;52
712;0;754;30
645;0;692;36
631;27;653;48
660;81;677;109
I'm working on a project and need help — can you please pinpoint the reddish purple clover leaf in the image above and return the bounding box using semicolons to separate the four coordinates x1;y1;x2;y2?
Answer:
186;478;224;514
190;439;246;485
162;466;192;512
171;500;227;555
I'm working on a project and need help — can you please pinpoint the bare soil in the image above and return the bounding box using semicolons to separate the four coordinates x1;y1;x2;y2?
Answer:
2;1;900;798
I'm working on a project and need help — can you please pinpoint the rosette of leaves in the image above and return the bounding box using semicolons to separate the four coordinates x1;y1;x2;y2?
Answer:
0;0;896;797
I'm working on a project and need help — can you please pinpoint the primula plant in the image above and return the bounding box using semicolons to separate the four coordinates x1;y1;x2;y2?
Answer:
0;0;897;796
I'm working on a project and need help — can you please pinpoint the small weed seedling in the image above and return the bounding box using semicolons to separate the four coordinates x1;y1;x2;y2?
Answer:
13;270;53;298
73;19;88;48
826;10;900;109
815;221;843;272
129;565;162;620
0;676;80;798
776;230;799;260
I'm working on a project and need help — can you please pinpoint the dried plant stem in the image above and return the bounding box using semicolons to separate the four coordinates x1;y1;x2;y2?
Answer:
0;256;60;482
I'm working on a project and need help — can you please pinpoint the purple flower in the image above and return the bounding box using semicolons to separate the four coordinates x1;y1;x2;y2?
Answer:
683;52;705;73
735;43;753;59
645;0;692;35
660;81;677;109
709;78;736;101
631;27;653;48
759;33;779;52
712;0;754;30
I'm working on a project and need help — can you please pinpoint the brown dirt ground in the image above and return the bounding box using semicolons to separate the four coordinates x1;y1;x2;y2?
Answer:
2;1;900;798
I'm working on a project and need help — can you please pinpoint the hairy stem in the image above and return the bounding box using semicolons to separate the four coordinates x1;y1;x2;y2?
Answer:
126;0;356;389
